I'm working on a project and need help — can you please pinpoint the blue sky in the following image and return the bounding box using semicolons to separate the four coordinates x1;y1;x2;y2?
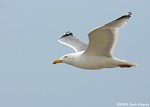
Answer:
0;0;150;107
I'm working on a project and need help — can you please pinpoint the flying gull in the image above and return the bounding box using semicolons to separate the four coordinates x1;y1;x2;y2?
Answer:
52;12;137;70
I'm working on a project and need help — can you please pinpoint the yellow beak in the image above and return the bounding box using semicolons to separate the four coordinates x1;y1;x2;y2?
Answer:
52;59;63;64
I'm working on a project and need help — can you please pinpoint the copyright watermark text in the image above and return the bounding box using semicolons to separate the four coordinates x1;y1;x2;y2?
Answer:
116;102;149;107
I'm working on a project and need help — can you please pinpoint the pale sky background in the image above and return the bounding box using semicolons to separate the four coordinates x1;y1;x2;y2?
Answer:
0;0;150;107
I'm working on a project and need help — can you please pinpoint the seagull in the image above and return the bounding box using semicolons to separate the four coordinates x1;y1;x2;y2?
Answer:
52;12;137;70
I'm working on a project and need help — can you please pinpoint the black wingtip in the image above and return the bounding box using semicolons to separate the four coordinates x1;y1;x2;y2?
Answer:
116;12;132;21
60;31;73;39
127;12;132;17
128;12;132;15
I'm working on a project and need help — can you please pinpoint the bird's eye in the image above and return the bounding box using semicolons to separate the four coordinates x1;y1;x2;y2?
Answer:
63;56;67;58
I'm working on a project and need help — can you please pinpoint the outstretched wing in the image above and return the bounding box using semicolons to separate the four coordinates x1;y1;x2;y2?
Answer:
59;32;88;52
84;12;132;57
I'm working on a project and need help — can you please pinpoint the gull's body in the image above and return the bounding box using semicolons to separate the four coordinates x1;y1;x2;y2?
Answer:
52;12;136;70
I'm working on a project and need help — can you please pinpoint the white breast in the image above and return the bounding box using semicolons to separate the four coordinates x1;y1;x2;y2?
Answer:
70;54;118;69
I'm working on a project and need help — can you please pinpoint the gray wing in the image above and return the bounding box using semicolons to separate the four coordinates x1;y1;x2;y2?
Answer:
84;12;132;57
59;32;87;52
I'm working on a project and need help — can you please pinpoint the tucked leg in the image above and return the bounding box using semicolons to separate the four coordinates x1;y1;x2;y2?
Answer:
119;64;133;68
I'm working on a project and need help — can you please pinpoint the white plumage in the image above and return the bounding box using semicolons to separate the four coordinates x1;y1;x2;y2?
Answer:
52;12;137;70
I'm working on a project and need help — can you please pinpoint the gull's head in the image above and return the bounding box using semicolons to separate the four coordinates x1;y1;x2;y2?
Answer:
52;53;74;64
